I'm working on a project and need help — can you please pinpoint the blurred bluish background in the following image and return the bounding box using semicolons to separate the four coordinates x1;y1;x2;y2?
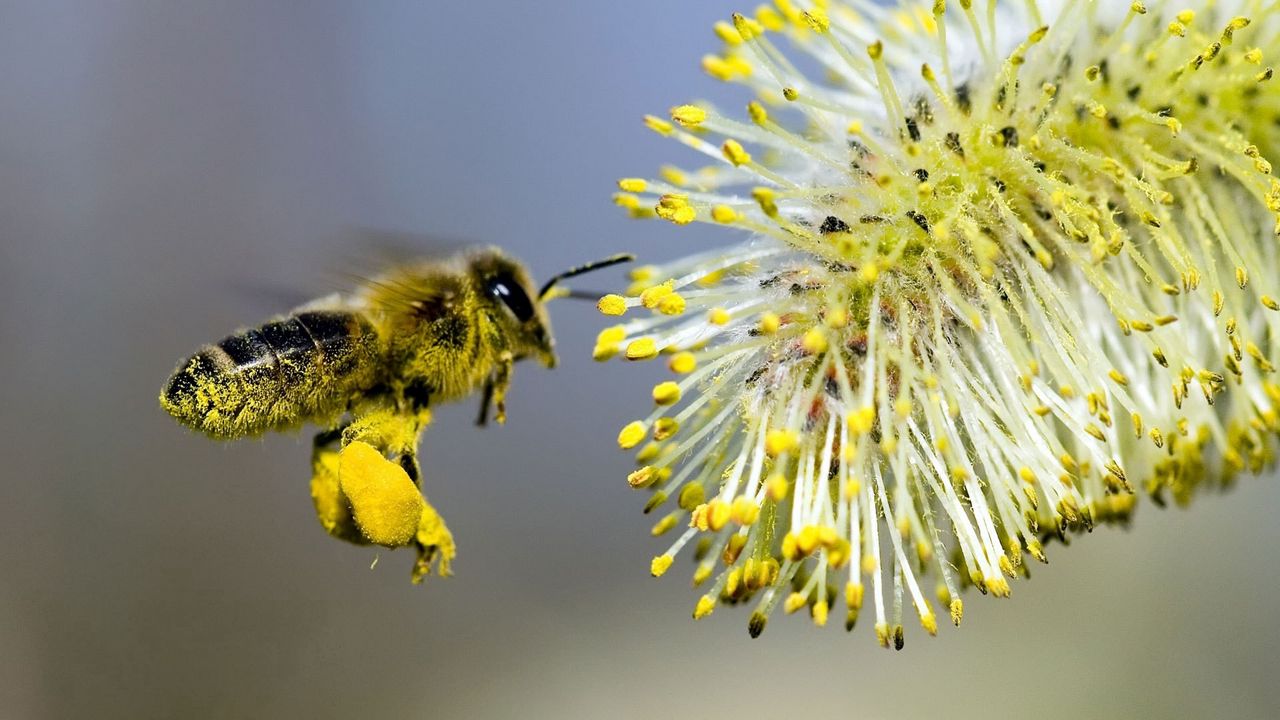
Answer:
2;2;1279;718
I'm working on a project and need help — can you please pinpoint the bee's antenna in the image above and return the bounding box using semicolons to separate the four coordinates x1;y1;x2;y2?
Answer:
539;253;636;301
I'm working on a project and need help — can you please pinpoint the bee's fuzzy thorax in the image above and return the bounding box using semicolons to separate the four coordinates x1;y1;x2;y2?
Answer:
603;0;1280;645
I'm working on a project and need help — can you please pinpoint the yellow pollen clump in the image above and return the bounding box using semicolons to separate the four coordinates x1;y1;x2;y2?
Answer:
722;139;752;166
652;381;682;405
651;554;674;577
618;421;647;449
625;338;659;360
765;428;799;457
596;294;627;316
668;352;697;374
670;104;708;126
336;441;426;548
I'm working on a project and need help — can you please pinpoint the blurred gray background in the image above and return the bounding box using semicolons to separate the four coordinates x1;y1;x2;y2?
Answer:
2;2;1279;718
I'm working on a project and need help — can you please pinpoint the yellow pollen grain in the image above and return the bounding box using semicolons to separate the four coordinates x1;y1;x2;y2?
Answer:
650;554;674;577
669;104;707;127
625;338;659;361
596;294;627;316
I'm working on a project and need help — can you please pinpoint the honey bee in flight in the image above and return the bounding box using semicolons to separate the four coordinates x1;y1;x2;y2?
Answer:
161;248;632;582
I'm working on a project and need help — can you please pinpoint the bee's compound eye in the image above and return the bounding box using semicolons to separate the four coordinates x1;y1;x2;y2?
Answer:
487;274;535;322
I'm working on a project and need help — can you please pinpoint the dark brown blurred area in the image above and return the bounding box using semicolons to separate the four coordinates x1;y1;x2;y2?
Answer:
1;2;1278;718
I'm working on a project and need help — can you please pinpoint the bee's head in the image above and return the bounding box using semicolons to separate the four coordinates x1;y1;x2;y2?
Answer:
467;248;558;368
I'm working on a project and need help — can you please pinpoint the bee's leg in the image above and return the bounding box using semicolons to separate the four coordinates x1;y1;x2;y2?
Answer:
310;426;366;545
489;351;514;425
475;378;495;427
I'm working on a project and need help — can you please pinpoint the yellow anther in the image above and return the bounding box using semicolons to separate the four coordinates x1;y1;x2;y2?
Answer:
1245;48;1263;64
747;101;768;125
643;115;674;135
730;496;760;525
846;120;863;135
894;396;913;419
651;512;679;536
655;195;696;225
950;599;964;626
628;465;657;489
693;595;716;619
658;165;688;186
921;611;938;636
612;193;640;210
1263;296;1280;311
702;55;737;82
668;352;697;375
707;499;731;531
640;280;674;309
677;483;705;511
1109;369;1130;386
652;381;682;406
722;139;752;166
867;40;884;60
812;600;829;627
651;554;674;577
847;406;876;435
596;294;627;316
802;8;829;32
657;292;686;316
635;442;660;463
625;338;659;360
783;592;807;614
1237;266;1249;288
711;205;738;223
713;20;743;45
617;178;647;193
782;87;799;102
759;312;781;334
846;581;864;610
733;12;763;40
765;428;799;457
653;417;680;441
796;525;820;555
766;473;789;501
825;306;848;328
669;104;708;126
751;186;778;217
618;421;647;449
709;307;731;325
801;326;828;354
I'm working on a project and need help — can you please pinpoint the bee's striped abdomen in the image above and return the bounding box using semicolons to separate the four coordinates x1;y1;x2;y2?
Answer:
161;311;380;438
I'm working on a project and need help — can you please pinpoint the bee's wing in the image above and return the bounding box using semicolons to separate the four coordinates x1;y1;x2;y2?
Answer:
332;226;476;280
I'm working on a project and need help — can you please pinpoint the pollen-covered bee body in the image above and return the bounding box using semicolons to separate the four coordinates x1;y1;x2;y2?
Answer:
161;307;381;439
160;246;631;582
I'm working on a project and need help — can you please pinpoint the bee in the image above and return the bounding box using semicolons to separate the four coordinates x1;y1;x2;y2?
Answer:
161;247;632;581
